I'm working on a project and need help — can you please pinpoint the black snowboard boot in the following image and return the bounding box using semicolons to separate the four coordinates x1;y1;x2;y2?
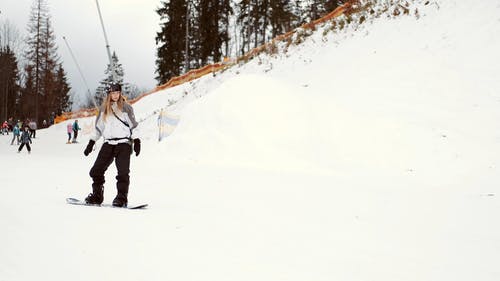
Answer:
85;185;104;204
112;194;128;207
113;170;129;207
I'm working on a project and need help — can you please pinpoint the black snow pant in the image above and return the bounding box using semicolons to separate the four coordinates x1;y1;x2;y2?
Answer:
11;134;20;145
73;130;78;142
89;142;131;200
18;143;31;152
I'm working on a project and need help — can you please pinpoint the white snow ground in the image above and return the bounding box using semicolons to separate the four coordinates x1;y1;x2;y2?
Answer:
1;1;500;280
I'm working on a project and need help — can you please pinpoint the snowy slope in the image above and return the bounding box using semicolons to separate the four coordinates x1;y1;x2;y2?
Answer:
1;1;500;280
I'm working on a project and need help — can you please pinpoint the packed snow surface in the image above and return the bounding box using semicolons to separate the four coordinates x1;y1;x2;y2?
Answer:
1;1;500;280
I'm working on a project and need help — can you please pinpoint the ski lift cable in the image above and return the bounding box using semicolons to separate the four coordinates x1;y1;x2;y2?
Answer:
62;36;98;109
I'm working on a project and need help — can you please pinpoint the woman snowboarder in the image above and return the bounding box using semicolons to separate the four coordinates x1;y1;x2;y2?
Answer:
83;83;141;207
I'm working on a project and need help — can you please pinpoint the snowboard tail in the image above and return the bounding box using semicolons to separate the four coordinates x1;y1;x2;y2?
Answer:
66;198;148;209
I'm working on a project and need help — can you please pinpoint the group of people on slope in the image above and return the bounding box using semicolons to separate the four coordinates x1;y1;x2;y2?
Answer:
2;119;38;154
66;120;81;144
2;118;38;137
6;124;34;154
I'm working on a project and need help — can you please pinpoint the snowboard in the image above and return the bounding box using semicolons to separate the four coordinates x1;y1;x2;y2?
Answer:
66;197;148;209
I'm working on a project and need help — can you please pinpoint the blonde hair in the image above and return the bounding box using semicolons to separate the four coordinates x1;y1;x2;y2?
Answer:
101;93;128;120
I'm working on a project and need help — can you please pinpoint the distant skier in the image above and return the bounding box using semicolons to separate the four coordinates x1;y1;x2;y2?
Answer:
72;120;81;143
83;82;141;207
18;126;32;154
66;122;73;144
28;120;37;138
11;124;20;145
7;117;14;131
1;120;9;135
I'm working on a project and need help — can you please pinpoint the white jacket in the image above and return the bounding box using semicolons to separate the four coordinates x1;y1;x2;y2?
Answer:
91;102;139;144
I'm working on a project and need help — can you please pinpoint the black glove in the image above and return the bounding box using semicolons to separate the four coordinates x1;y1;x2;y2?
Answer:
133;139;141;156
84;140;95;156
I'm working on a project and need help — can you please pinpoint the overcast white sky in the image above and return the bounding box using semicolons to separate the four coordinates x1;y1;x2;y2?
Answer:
1;0;162;105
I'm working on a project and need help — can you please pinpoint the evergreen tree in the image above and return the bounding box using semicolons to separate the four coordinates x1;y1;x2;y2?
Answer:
155;0;189;84
40;17;60;118
23;0;70;123
0;46;20;121
290;0;305;26
197;0;233;65
305;1;326;23
237;0;295;54
304;0;344;23
219;0;233;59
268;0;295;39
154;0;342;81
52;64;72;113
95;51;126;105
325;0;343;14
23;0;48;122
237;0;261;54
186;0;201;70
